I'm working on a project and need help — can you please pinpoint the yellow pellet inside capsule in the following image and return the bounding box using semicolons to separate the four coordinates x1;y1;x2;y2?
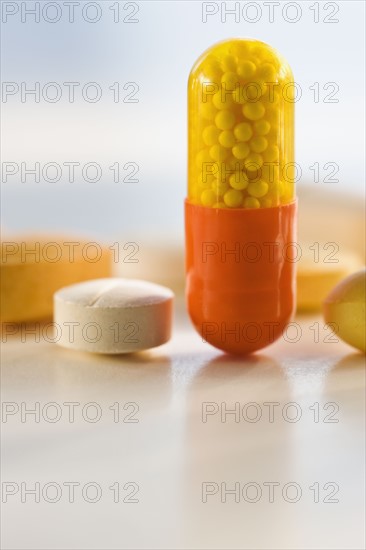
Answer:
188;39;295;208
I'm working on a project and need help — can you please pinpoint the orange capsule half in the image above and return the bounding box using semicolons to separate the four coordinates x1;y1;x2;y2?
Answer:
185;39;297;354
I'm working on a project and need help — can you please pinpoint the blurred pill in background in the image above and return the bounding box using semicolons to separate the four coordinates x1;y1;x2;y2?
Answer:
0;236;112;323
1;185;364;324
113;186;365;314
297;245;362;312
297;186;365;312
323;268;366;353
114;236;184;294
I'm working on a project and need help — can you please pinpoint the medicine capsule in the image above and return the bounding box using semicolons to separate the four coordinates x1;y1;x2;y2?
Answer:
185;39;297;354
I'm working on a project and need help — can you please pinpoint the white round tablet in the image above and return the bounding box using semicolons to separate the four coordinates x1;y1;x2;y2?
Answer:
54;278;174;354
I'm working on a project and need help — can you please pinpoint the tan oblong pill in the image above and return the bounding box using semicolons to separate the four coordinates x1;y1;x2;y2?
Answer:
54;278;174;354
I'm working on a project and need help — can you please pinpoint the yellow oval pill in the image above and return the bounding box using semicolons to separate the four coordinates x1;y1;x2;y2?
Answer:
1;237;112;323
323;269;366;353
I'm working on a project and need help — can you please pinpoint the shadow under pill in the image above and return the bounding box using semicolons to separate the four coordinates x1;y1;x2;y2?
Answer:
180;352;294;548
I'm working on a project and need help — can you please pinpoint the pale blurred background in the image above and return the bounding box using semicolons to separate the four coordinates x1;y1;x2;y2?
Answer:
1;1;365;242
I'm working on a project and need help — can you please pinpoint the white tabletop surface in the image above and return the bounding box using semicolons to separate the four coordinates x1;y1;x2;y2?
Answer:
1;297;365;550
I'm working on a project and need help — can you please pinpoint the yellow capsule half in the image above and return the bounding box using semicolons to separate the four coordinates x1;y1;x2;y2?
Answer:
188;38;295;209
